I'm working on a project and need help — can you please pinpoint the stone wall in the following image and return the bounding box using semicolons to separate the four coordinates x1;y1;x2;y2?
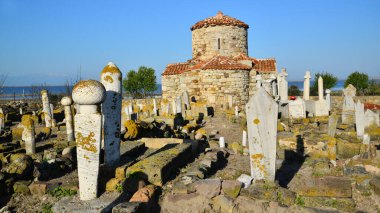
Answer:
192;25;248;60
162;69;250;109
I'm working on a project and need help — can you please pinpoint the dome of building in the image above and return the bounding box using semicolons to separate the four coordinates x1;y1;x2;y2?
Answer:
191;11;249;31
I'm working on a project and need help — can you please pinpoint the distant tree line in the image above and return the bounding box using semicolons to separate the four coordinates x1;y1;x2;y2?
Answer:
288;71;379;96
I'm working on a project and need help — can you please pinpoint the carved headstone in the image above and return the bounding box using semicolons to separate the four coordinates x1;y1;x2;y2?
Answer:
41;90;52;127
22;115;35;154
328;114;339;137
246;87;278;181
278;68;288;101
61;97;74;141
303;71;311;100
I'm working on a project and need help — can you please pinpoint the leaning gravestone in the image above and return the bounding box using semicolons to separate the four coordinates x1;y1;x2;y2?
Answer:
355;100;365;138
72;80;106;200
246;87;278;181
342;84;356;124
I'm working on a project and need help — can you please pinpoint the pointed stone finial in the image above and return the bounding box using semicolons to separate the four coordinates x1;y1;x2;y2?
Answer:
217;11;223;16
305;70;311;79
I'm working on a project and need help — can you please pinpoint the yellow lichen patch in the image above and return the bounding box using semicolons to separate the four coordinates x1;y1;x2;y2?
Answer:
195;128;207;136
41;90;48;95
251;153;266;174
76;132;97;153
0;113;4;119
142;105;153;113
100;63;121;74
253;118;260;125
103;75;114;83
21;115;34;130
124;120;139;140
83;155;90;160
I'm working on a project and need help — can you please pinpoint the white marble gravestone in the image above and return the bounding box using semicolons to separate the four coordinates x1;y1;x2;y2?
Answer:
278;68;288;101
246;87;278;181
288;98;306;119
303;71;311;100
73;80;105;200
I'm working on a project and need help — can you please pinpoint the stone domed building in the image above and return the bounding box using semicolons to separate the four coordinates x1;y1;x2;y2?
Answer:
162;11;278;109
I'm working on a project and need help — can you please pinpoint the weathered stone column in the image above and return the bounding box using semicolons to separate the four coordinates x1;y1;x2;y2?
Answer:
303;71;311;100
50;104;57;127
176;96;182;115
342;84;356;124
41;90;52;127
235;106;239;117
100;62;122;166
61;96;75;141
72;80;106;200
246;87;278;181
318;76;324;101
325;89;331;112
19;107;23;115
21;115;35;154
355;100;365;138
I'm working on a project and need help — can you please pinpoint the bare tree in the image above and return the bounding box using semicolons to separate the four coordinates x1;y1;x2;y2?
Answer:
0;73;8;96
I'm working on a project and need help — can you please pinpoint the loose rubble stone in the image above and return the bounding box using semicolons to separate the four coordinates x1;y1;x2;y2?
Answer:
221;180;242;198
193;178;221;198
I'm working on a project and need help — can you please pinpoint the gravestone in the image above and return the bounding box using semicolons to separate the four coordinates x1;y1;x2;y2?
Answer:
41;90;52;127
22;115;35;154
303;71;311;100
182;91;190;110
278;68;288;101
246;87;278;181
72;80;106;200
314;77;329;117
288;98;306;119
61;97;74;141
219;137;225;148
342;84;356;124
364;109;379;128
355;100;365;138
328;114;339;137
153;99;158;116
101;62;122;166
325;89;331;112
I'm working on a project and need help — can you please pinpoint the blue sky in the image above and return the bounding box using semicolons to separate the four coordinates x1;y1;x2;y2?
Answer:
0;0;379;86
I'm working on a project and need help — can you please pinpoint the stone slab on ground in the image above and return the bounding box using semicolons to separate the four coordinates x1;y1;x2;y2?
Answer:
52;192;129;213
125;143;193;186
289;176;352;198
140;138;183;149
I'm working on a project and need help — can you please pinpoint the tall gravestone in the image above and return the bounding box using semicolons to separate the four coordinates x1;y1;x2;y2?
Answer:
246;87;278;181
313;77;329;117
328;114;339;137
342;84;356;124
41;90;52;128
153;99;158;116
101;62;122;166
278;68;288;101
61;97;75;141
72;80;106;200
303;71;311;100
355;100;365;138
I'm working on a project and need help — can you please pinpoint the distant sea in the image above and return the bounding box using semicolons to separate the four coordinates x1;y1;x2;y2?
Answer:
1;79;378;98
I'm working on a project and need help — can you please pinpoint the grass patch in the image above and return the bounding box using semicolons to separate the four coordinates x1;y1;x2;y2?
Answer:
49;186;77;198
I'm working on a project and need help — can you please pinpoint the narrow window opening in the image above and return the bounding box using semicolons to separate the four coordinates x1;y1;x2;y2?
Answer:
217;38;221;50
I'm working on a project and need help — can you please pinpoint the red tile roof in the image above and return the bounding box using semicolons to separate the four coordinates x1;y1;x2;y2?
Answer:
162;62;190;75
162;55;277;75
191;11;249;31
254;58;277;73
192;55;252;70
364;103;380;111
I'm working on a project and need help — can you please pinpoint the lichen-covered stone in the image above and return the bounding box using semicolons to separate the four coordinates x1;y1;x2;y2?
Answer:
124;120;139;140
336;139;361;159
221;180;242;198
125;143;193;186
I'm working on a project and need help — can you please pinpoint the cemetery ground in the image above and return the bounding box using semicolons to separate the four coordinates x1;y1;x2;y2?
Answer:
0;95;380;213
